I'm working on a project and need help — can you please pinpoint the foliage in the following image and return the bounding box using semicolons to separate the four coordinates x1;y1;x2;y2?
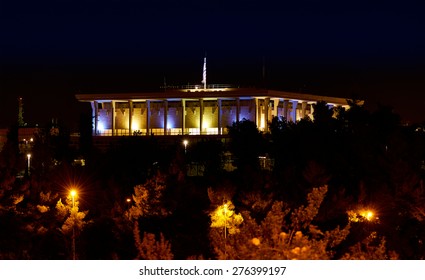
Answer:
133;221;173;260
238;189;274;219
312;101;334;126
127;173;170;220
210;186;353;260
55;194;90;235
187;139;224;176
210;200;244;235
341;233;398;260
228;119;264;169
290;186;328;233
1;99;424;259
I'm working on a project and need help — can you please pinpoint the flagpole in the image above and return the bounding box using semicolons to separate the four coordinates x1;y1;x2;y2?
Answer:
202;55;207;89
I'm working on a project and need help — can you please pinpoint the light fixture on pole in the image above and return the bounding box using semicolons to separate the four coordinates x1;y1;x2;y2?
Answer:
126;198;132;219
26;154;31;176
70;189;77;260
183;140;188;154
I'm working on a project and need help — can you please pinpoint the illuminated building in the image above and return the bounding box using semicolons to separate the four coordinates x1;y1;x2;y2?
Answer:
75;85;353;137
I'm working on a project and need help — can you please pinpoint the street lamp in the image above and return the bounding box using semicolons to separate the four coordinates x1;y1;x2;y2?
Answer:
223;202;228;240
26;154;31;176
360;209;375;222
223;201;228;260
126;198;132;219
183;140;188;154
70;189;77;260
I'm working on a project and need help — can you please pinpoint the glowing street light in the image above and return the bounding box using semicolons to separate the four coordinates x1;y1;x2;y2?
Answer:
26;154;31;176
70;189;77;260
126;198;132;219
70;190;77;201
348;208;377;223
183;139;188;154
360;210;374;221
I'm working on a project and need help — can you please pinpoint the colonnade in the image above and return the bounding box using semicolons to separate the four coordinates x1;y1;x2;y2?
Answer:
91;98;314;136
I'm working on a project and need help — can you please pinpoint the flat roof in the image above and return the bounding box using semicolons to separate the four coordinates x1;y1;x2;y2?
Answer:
75;88;357;106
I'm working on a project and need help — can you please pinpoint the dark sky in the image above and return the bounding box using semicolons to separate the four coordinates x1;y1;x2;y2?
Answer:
1;0;424;128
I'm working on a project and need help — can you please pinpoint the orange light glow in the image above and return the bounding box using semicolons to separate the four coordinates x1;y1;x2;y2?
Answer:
362;210;374;221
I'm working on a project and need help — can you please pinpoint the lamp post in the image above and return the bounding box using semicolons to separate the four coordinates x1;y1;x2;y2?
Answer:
223;202;228;240
126;198;131;219
223;202;228;260
26;154;31;176
183;140;188;154
70;190;77;260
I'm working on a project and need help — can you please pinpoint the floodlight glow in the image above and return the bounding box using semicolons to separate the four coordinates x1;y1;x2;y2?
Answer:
131;119;140;130
97;121;105;132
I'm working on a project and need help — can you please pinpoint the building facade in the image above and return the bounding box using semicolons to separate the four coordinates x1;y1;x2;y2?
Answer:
76;85;352;137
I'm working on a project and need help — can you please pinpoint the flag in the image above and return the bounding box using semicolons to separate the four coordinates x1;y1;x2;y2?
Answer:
202;56;206;89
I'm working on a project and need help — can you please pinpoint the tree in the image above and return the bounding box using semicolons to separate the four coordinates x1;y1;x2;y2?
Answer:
78;113;94;158
126;173;174;259
312;101;334;127
208;185;396;259
133;225;173;260
228;119;264;170
55;192;90;259
127;172;171;220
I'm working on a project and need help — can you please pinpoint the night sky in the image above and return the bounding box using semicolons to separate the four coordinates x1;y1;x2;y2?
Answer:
0;0;424;128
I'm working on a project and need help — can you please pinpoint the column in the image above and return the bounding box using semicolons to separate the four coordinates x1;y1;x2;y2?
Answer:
111;101;116;136
264;97;270;130
283;100;289;120
301;102;307;118
199;99;204;135
236;98;240;123
181;99;186;135
146;100;150;135
163;100;168;135
255;98;260;127
291;101;298;122
273;98;279;118
217;99;222;135
310;102;315;120
128;100;133;136
91;101;98;135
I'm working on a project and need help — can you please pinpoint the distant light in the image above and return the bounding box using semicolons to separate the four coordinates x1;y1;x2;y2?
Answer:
70;190;77;197
27;154;31;159
251;238;261;246
126;198;131;203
